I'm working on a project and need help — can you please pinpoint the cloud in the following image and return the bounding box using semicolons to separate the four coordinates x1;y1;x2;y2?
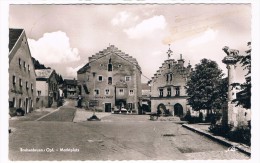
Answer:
188;28;218;47
124;15;167;39
28;31;80;64
65;64;85;78
111;11;139;26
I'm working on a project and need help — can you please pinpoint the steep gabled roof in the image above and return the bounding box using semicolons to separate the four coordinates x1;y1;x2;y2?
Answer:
77;45;141;74
35;69;54;79
9;28;24;52
64;79;77;85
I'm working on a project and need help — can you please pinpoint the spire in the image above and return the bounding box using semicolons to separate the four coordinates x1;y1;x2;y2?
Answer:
166;44;173;60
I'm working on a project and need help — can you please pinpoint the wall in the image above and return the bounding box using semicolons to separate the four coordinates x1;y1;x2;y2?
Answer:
77;46;142;112
9;31;36;114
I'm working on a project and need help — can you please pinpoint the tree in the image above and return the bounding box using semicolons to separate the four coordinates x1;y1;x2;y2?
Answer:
186;59;226;114
232;42;251;109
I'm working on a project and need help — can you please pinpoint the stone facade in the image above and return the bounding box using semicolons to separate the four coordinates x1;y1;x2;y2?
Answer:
150;51;192;117
63;79;77;99
77;45;142;112
9;28;37;115
35;69;59;108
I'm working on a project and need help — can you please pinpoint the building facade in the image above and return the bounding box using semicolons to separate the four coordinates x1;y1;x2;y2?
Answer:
150;48;192;117
9;28;37;115
63;79;77;99
35;69;59;108
77;45;142;112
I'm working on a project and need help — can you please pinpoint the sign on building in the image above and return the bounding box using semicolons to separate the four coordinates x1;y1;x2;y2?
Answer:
89;100;99;107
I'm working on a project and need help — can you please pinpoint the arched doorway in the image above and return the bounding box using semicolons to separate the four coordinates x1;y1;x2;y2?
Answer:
174;103;183;117
157;103;166;115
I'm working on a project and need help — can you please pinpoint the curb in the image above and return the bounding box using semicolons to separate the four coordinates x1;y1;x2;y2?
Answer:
182;124;251;156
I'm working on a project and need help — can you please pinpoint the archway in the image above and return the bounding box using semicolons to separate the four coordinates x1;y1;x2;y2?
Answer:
174;103;183;117
157;103;166;115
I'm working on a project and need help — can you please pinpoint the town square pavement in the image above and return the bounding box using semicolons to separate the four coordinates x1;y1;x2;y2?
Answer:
9;100;249;161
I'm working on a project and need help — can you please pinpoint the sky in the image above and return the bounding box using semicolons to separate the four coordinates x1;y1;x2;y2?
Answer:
8;3;251;83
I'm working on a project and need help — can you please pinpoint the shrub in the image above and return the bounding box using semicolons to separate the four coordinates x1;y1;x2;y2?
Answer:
227;123;251;146
209;124;231;136
16;108;25;116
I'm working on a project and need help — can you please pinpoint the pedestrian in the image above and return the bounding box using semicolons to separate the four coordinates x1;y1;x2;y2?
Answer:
77;95;82;108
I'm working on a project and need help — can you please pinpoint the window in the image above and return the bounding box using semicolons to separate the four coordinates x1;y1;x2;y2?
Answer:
170;74;173;81
26;81;29;89
168;64;171;69
37;90;41;96
119;89;124;95
19;78;22;87
159;88;163;97
108;77;112;85
125;76;131;82
31;83;33;92
129;90;134;96
98;75;103;82
167;88;171;97
13;97;16;108
23;61;26;70
175;87;180;96
28;65;30;72
94;89;100;95
166;74;168;81
13;75;16;85
19;58;21;66
108;63;113;71
105;89;110;95
19;99;22;108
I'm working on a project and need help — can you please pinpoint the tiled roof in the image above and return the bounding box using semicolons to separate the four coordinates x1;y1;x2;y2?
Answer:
9;28;24;52
35;69;54;78
64;79;77;85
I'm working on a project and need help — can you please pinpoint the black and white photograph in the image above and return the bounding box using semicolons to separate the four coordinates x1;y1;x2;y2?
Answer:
1;0;260;162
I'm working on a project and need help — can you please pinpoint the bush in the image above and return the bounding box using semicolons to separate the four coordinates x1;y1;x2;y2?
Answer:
209;124;231;136
16;108;25;116
227;123;251;146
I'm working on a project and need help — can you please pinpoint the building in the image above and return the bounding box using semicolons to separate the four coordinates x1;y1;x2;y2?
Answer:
9;28;36;115
141;83;151;105
63;79;77;99
35;69;59;108
150;48;192;117
77;45;142;113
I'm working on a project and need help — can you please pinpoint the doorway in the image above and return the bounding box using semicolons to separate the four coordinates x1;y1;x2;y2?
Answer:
174;103;183;117
105;103;112;112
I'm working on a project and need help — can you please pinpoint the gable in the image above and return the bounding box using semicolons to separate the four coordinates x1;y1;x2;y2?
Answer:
78;45;142;74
